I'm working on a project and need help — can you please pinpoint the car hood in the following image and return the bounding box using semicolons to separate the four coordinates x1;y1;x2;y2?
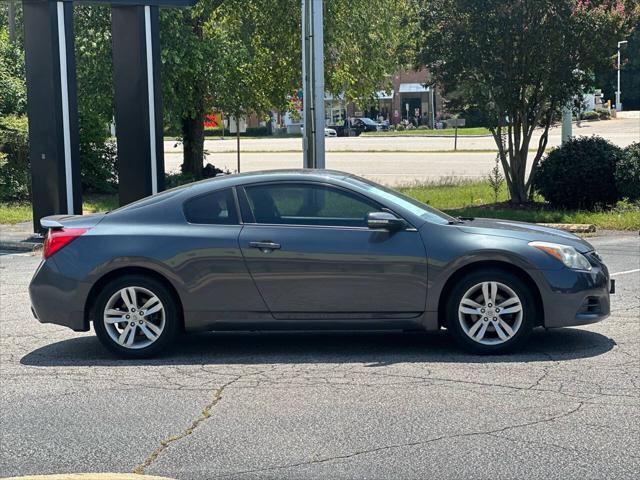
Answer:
457;218;594;253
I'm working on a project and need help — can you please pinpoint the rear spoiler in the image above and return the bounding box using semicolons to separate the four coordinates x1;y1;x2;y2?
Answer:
40;215;76;229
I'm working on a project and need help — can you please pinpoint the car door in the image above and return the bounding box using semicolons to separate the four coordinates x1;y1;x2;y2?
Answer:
237;181;428;318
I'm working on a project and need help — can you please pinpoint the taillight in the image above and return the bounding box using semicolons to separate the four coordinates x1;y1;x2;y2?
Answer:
43;228;88;259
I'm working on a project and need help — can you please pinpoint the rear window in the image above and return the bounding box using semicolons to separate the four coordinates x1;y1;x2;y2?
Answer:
183;188;238;225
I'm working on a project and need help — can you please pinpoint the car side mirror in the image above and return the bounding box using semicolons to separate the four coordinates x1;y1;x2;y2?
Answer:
367;211;405;231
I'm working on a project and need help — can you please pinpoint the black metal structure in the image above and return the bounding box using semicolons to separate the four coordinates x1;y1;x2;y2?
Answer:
21;0;195;232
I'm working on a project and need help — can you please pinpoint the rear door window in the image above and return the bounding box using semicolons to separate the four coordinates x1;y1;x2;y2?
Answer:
184;188;238;225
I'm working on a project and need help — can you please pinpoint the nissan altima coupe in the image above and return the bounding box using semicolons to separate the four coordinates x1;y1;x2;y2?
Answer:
29;170;612;358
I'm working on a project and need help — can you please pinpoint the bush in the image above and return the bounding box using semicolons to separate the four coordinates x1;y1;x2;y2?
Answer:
581;110;599;121
595;108;611;120
395;124;405;131
0;115;30;201
534;136;623;209
616;142;640;200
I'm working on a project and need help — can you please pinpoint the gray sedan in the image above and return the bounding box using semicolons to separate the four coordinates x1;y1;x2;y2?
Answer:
29;170;612;358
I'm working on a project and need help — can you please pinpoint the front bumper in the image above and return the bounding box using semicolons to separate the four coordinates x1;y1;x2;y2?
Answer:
534;253;611;328
29;258;91;332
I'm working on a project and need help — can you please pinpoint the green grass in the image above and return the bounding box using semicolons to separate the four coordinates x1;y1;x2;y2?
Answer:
0;194;119;225
364;127;491;137
398;181;640;231
2;182;638;230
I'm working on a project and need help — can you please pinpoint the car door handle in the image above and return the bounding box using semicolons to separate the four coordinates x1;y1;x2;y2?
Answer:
249;241;281;251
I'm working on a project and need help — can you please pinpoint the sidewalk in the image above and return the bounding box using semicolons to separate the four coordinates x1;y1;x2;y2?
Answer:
0;221;42;252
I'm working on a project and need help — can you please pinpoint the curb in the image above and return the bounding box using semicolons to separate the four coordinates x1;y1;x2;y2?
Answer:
1;475;175;480
0;240;42;253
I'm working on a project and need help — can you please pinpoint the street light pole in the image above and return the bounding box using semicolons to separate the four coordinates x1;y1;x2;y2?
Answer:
616;40;628;112
301;0;325;169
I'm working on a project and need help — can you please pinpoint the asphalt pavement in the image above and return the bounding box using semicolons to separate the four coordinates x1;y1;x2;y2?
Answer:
0;231;638;479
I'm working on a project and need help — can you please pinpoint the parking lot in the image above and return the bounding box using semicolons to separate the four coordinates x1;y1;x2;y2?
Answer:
0;231;638;479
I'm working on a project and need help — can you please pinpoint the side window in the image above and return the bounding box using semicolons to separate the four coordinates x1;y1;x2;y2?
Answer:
244;183;380;227
184;188;238;225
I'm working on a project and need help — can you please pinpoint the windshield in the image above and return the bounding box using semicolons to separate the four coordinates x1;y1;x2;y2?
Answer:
347;176;458;225
360;118;377;125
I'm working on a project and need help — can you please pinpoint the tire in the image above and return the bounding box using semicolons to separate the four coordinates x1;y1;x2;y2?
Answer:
93;274;179;358
445;269;535;354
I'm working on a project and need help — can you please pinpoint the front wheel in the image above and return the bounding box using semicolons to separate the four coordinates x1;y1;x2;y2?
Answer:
93;275;179;358
446;269;535;354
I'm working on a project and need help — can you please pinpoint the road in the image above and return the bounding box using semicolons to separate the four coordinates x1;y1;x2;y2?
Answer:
0;231;638;479
163;117;640;185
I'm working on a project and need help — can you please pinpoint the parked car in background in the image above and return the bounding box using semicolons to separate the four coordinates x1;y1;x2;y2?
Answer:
324;127;337;137
351;117;380;134
30;170;612;358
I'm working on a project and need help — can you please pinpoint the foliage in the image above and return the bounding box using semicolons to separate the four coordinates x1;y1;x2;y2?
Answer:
581;110;600;121
0;115;29;201
595;108;611;119
534;136;623;209
0;28;25;116
74;4;117;194
616;142;640;200
487;156;505;203
416;0;635;203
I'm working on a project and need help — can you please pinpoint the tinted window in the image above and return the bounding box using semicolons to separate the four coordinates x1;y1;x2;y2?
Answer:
184;188;238;224
244;183;380;227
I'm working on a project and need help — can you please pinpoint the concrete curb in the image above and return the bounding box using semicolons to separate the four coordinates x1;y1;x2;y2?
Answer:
538;223;596;233
0;240;42;253
1;475;175;480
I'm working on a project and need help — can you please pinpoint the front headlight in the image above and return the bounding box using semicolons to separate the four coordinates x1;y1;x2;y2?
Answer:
529;241;592;271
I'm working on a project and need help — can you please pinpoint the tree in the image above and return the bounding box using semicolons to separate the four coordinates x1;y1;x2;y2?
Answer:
416;0;635;203
162;0;415;178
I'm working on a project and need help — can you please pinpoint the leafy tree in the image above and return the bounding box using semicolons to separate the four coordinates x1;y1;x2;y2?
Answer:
0;6;25;116
416;0;635;203
162;0;414;178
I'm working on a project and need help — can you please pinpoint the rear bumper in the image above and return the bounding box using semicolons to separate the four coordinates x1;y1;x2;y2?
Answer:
29;258;91;332
535;262;611;328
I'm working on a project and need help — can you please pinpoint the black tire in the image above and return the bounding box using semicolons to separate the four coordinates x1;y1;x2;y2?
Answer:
93;274;179;358
445;269;535;354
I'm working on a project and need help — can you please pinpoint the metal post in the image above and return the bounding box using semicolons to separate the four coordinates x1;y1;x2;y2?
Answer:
616;40;628;112
561;105;572;144
302;0;325;169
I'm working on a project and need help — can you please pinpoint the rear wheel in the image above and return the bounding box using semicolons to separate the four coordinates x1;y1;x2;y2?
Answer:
446;269;535;354
93;275;179;358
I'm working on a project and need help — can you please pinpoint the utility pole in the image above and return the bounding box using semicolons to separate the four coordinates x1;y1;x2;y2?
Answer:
301;0;325;169
561;105;572;144
8;0;16;42
616;40;628;112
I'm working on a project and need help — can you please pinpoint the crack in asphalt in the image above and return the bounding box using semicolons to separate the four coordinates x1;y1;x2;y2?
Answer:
218;403;585;478
132;376;241;475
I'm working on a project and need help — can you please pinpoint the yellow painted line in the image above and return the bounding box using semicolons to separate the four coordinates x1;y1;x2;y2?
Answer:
1;474;175;480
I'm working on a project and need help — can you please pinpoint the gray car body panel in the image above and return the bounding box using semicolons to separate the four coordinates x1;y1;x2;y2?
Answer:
29;169;610;334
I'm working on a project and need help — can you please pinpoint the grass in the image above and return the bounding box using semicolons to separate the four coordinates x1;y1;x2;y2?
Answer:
399;181;640;231
0;194;119;225
2;182;638;230
364;127;492;137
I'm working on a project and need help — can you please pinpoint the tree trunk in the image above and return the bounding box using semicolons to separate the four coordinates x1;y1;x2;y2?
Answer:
181;107;205;180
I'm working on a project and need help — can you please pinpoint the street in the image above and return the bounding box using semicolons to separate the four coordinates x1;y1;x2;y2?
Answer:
163;117;640;185
0;231;638;479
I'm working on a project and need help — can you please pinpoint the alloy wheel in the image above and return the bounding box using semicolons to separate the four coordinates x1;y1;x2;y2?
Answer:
458;281;523;345
103;286;166;349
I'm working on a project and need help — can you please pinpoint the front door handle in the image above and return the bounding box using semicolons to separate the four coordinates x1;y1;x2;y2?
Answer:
249;241;281;252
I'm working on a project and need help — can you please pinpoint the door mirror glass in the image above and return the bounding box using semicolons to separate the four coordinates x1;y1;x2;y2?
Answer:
367;211;405;230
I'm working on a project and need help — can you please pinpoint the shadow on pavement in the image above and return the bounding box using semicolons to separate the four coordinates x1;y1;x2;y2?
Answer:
21;327;616;367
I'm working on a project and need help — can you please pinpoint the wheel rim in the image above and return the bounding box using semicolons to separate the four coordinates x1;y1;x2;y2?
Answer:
458;281;523;346
103;286;165;349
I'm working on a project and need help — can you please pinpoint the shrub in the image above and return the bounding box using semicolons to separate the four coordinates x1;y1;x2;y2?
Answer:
616;142;640;200
0;115;30;201
395;124;405;131
533;136;623;209
595;108;611;120
581;110;599;121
